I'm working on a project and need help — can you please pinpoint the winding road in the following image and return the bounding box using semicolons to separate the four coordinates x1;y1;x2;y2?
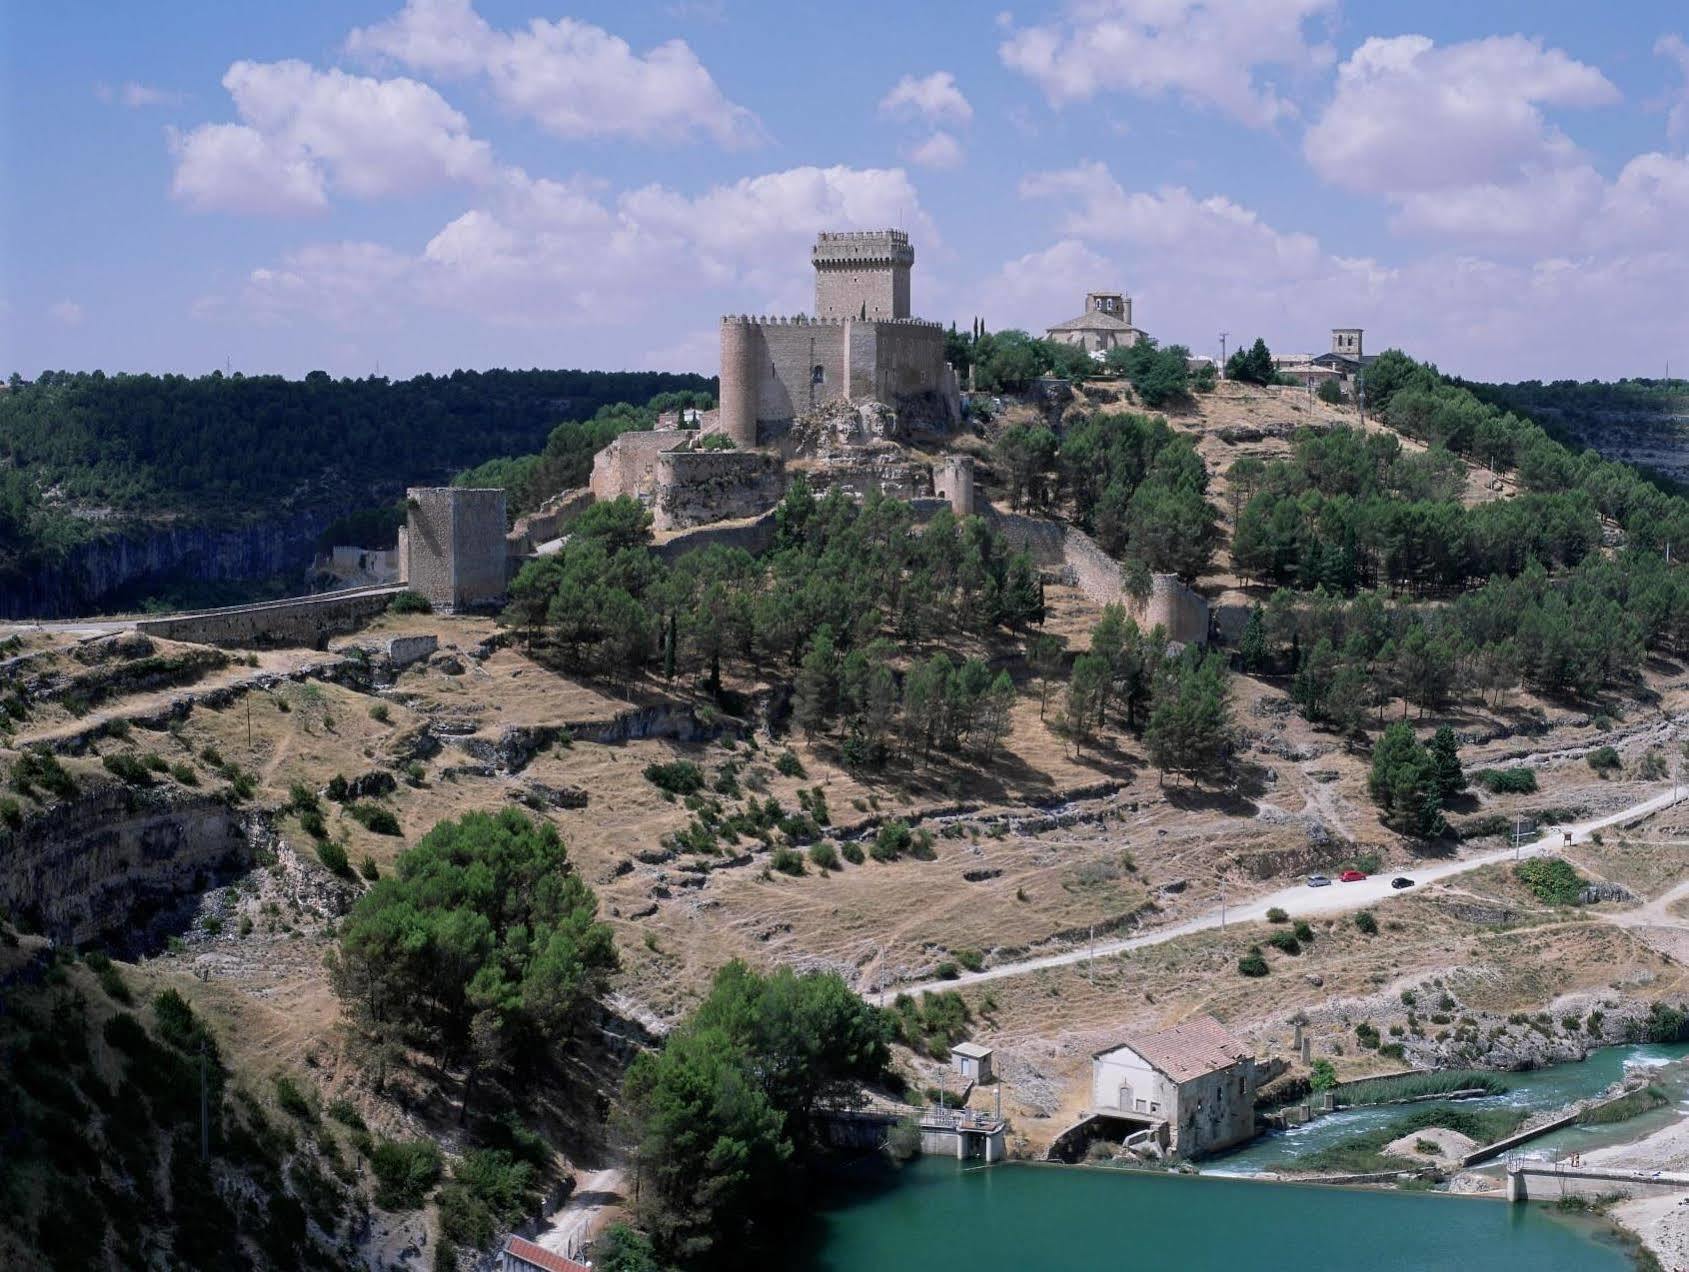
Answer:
877;782;1688;1000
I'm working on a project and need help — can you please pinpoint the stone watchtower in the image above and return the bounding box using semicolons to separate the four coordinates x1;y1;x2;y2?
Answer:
1087;291;1132;327
812;230;913;320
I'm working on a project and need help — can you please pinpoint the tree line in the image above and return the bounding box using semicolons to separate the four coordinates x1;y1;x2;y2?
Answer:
504;483;1045;693
995;409;1220;581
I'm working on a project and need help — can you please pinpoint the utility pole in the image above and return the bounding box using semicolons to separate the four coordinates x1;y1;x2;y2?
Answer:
1218;332;1229;378
1088;923;1095;983
1220;884;1227;931
199;1039;210;1161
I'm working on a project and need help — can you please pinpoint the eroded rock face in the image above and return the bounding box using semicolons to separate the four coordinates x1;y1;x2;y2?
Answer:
0;787;254;953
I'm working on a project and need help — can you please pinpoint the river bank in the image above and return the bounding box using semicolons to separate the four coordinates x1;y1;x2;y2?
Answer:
1585;1106;1689;1268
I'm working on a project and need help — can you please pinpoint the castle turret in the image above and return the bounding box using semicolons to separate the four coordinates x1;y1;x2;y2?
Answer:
813;230;913;320
719;318;760;448
933;455;975;517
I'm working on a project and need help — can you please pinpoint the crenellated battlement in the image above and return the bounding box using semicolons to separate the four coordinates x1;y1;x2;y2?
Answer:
720;314;942;329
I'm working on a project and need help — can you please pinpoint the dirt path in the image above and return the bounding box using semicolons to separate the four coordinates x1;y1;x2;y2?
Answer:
531;1167;624;1263
875;782;1688;999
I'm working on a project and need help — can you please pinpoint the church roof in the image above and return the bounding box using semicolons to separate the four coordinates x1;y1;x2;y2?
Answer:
1096;1015;1251;1083
1046;309;1139;334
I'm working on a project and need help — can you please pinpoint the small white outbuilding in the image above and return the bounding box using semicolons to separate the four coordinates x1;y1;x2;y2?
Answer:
951;1040;994;1085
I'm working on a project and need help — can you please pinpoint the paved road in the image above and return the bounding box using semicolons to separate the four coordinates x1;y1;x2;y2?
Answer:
876;782;1688;1000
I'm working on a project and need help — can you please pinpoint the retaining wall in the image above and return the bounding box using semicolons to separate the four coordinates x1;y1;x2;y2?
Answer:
135;587;400;648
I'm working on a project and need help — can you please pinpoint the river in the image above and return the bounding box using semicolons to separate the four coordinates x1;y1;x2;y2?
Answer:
797;1157;1631;1270
1209;1042;1689;1174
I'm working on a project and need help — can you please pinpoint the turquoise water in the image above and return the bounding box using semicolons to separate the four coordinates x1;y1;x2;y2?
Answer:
798;1157;1630;1271
1210;1042;1689;1174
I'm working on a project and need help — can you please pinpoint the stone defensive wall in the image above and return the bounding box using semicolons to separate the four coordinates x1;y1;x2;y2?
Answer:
135;586;402;649
589;430;689;501
652;509;781;563
988;509;1209;644
653;450;785;532
508;487;594;554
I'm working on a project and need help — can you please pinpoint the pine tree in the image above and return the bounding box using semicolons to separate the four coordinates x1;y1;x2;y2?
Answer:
1239;605;1268;673
793;627;839;737
1428;725;1466;801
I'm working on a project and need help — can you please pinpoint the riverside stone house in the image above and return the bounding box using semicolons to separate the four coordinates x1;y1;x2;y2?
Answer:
1090;1015;1258;1157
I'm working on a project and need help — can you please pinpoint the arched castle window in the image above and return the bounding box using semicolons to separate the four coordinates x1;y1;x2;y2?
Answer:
811;364;825;385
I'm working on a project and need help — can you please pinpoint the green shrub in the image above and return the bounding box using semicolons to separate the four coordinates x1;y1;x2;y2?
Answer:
934;961;960;980
954;948;985;973
1238;946;1269;977
316;841;352;877
1266;930;1302;955
327;1098;367;1131
436;1149;537;1247
348;803;401;835
1475;767;1538;794
0;796;20;828
300;807;328;840
274;1074;316;1121
807;841;840;871
359;856;381;881
170;762;199;786
143;753;169;773
841;841;865;865
1293;920;1315;943
1354;910;1379;935
871;819;914;862
369;1138;443;1210
102;753;153;785
643;761;705;796
389;591;432;615
87;952;133;1004
1265;907;1288;923
1309;1059;1337;1090
369;704;391;725
1515;857;1585;906
1355;1022;1380;1049
774;750;805;778
1587;746;1621;774
770;846;805;876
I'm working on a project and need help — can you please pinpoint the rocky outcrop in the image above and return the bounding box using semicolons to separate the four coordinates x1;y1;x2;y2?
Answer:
0;787;255;953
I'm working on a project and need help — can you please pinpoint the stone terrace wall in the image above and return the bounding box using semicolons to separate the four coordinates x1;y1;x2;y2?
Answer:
653;510;781;562
135;587;400;649
653;450;785;532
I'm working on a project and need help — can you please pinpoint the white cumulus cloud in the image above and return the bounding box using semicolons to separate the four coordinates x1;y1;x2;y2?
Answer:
999;0;1336;127
347;0;761;147
235;164;934;331
879;72;972;124
905;131;964;170
170;60;493;214
96;81;185;109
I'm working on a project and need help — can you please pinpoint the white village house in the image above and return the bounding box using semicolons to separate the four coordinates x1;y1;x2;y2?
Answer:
1091;1014;1258;1157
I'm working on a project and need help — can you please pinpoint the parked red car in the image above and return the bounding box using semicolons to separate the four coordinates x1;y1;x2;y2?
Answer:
1339;869;1367;882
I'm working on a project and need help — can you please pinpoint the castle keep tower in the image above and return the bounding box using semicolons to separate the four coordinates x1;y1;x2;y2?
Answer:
812;230;913;320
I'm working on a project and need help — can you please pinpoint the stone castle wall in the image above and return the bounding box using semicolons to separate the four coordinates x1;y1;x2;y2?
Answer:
719;315;954;442
135;587;400;648
652;450;786;532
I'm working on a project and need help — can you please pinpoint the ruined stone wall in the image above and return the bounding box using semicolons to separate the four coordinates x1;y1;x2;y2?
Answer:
652;450;786;532
588;431;687;502
653;510;780;562
985;509;1208;644
135;587;399;648
509;487;595;553
405;487;507;612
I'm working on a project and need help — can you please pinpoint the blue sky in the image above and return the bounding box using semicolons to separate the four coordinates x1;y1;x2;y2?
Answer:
3;0;1687;383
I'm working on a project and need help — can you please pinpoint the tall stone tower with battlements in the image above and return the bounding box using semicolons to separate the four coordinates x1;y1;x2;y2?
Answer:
812;230;913;321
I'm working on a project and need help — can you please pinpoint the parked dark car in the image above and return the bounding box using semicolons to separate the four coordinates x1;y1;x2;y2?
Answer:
1391;876;1416;889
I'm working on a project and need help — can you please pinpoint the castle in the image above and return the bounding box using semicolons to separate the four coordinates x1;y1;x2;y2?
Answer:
719;230;960;445
393;230;1209;646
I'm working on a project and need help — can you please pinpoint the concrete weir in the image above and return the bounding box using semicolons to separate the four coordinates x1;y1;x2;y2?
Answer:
821;1107;1007;1162
1505;1161;1689;1203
